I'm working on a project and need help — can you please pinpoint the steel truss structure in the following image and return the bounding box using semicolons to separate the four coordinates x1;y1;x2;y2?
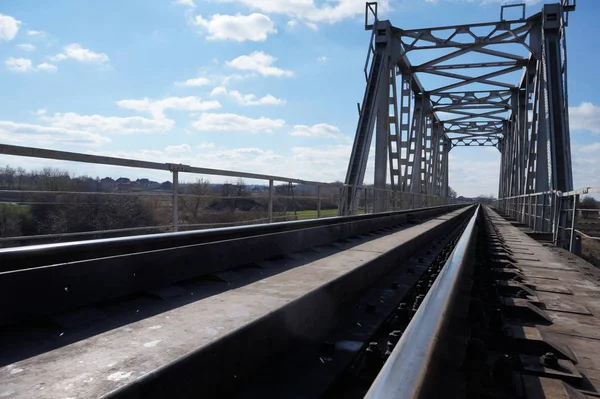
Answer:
342;1;576;216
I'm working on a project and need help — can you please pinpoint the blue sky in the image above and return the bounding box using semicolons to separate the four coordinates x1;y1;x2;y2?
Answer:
0;0;598;197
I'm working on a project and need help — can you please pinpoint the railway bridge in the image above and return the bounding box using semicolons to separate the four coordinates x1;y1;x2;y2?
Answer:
2;1;600;398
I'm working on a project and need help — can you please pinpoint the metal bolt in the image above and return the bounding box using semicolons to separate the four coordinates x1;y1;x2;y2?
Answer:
416;282;424;294
541;352;559;369
388;330;402;346
365;342;380;368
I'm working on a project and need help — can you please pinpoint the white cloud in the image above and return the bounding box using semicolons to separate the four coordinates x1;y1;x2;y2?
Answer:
33;108;47;116
37;62;57;72
41;112;174;134
578;142;600;154
0;14;20;41
165;144;192;153
221;73;252;85
5;57;59;73
306;22;318;31
226;51;292;77
290;124;342;138
5;57;34;72
175;77;211;87
290;144;353;181
210;86;285;106
317;56;328;63
193;13;276;42
287;20;298;28
0;121;110;146
49;43;109;64
569;102;600;134
175;0;195;6
27;29;44;36
210;87;228;96
192;113;285;132
212;0;390;25
116;96;221;119
16;43;35;51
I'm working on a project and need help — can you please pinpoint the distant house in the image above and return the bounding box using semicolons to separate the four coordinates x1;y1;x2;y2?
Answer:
115;177;136;191
100;177;116;191
160;181;173;190
136;178;160;189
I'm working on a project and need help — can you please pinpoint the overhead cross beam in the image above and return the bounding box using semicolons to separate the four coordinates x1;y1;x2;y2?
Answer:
342;1;575;215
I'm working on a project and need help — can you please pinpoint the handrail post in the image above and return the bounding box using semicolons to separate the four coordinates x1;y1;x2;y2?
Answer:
268;179;273;223
317;185;321;219
541;193;547;231
569;194;578;252
172;170;179;232
533;194;538;230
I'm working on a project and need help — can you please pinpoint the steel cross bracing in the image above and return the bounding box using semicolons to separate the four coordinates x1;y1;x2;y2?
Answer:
342;1;576;215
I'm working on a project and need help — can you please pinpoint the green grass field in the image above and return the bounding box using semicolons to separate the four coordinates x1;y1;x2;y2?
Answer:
275;209;339;220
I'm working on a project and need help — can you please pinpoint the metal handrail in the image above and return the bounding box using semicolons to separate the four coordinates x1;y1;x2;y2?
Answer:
364;205;479;399
0;143;459;237
493;185;600;252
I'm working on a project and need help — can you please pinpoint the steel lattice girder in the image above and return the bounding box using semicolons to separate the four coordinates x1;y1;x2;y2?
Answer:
342;1;575;215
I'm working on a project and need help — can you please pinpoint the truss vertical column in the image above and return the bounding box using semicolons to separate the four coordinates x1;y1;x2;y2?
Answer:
406;95;430;194
441;135;449;198
427;121;444;196
422;111;433;195
398;76;412;192
387;67;401;191
541;3;573;193
374;50;391;212
342;20;393;214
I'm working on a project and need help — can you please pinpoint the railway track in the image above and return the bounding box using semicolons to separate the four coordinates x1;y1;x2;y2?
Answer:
2;204;600;398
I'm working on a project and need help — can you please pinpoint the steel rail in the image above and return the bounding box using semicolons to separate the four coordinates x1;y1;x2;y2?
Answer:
0;204;465;273
364;205;480;399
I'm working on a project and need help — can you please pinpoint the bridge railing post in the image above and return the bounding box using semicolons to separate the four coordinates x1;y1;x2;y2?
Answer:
317;185;321;219
541;193;547;231
569;194;579;252
536;194;540;230
172;170;179;232
268;179;273;223
552;192;561;244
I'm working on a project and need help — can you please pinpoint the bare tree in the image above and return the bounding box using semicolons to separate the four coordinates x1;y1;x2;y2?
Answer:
180;178;211;221
39;167;71;191
581;196;599;219
16;167;26;189
448;186;457;199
